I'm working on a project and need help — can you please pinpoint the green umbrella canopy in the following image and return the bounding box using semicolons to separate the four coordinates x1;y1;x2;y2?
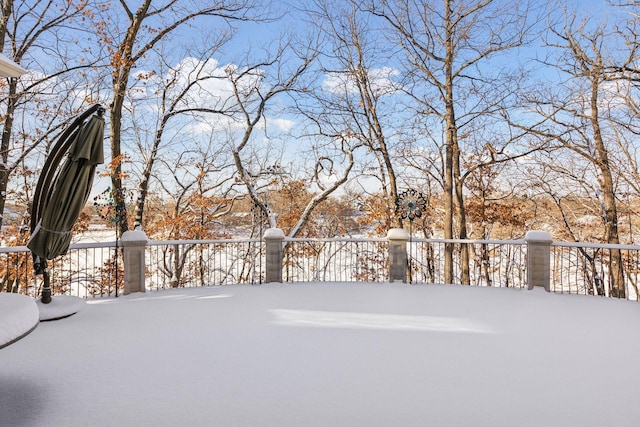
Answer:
28;114;105;260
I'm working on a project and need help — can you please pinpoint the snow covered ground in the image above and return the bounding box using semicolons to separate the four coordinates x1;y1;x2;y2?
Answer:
1;282;639;426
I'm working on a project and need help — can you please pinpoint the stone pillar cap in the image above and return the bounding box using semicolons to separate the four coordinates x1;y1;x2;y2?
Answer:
525;230;553;242
264;228;285;239
121;227;148;243
387;228;409;240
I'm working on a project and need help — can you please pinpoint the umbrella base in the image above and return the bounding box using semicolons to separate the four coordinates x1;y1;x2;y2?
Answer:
41;288;52;304
37;295;85;321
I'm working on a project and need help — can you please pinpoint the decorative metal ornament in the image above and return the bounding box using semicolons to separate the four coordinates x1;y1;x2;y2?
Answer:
94;186;129;224
394;188;427;284
395;189;427;221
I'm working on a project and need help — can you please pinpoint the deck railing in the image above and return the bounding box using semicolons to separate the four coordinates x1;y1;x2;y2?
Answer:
146;239;264;290
0;242;119;298
408;238;528;288
1;229;639;300
283;237;388;282
550;241;640;297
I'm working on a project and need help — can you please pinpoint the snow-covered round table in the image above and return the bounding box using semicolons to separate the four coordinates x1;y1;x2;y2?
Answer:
0;293;39;349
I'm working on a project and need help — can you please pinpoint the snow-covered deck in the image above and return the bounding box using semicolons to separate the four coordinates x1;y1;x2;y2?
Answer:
1;282;639;426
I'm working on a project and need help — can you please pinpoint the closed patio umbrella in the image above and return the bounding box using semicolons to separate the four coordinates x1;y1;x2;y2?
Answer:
28;104;105;304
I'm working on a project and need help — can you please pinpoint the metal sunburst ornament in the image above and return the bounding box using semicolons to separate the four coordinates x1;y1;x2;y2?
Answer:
395;189;427;221
395;188;427;284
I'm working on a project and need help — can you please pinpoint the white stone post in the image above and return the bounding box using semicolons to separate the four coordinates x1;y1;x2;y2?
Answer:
525;230;552;292
387;228;409;283
264;228;284;283
121;228;148;295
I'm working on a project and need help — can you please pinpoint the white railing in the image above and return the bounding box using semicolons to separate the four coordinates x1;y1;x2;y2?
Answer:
283;237;388;282
550;241;640;298
1;230;639;300
146;239;264;290
0;241;119;298
0;245;32;295
409;238;528;288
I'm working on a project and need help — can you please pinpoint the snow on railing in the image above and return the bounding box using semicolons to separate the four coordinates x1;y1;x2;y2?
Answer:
1;232;639;300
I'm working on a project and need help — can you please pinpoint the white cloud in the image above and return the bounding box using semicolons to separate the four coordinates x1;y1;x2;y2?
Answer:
269;117;295;132
122;57;299;148
323;66;400;96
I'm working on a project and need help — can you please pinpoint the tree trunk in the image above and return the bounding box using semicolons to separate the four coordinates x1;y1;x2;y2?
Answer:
590;83;625;298
109;92;129;236
453;128;470;285
133;120;164;229
108;1;152;236
443;0;455;284
0;78;17;229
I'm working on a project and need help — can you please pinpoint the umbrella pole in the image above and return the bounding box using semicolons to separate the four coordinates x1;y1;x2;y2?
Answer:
34;257;52;304
42;267;52;304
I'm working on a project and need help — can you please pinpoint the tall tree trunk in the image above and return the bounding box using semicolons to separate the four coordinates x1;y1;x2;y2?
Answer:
0;0;11;52
591;82;625;298
0;79;17;230
0;0;14;229
453;127;470;285
109;1;152;236
109;91;129;236
133;116;165;229
356;63;402;228
443;0;454;284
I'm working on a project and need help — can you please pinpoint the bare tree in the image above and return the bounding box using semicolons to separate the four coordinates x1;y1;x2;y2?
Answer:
363;0;538;284
146;143;238;286
224;37;355;238
97;0;264;236
126;38;236;229
307;0;404;229
517;12;636;297
606;6;640;206
0;0;104;230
